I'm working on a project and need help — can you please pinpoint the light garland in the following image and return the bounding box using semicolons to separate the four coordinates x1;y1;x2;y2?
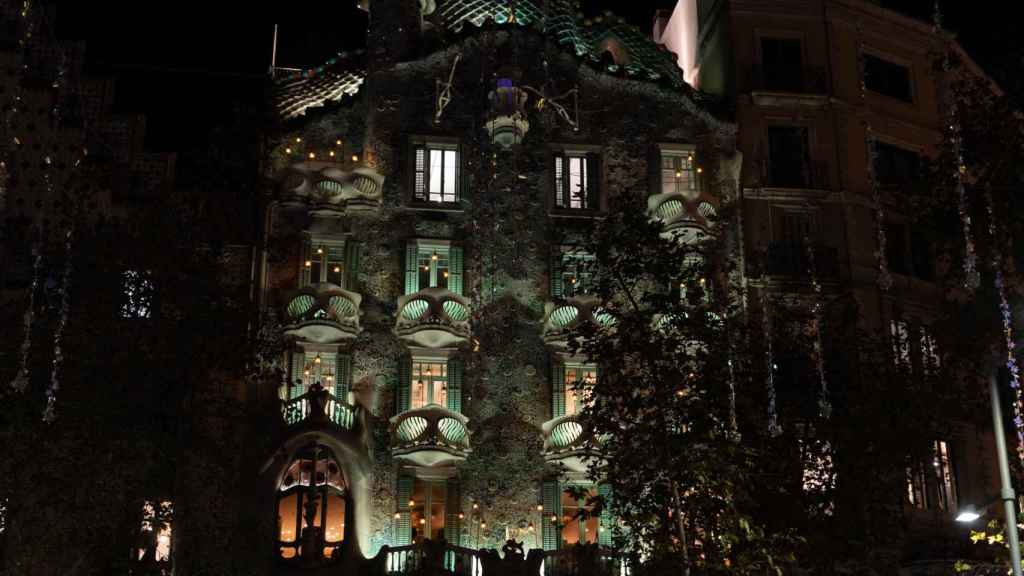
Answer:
43;230;74;423
9;242;41;393
761;290;782;437
953;124;980;291
866;131;893;291
805;239;831;419
984;191;1024;463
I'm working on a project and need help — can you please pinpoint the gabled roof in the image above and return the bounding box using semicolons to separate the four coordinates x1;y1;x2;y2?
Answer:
273;52;367;121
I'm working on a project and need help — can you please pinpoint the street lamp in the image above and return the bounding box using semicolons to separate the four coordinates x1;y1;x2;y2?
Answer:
982;374;1022;576
954;505;981;524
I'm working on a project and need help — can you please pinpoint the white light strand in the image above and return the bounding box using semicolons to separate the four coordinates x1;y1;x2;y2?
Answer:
866;131;893;291
984;191;1024;464
953;124;980;291
761;290;782;437
9;242;41;393
43;230;73;423
805;239;831;419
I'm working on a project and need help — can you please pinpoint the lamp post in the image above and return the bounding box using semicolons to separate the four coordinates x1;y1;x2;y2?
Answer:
986;374;1022;576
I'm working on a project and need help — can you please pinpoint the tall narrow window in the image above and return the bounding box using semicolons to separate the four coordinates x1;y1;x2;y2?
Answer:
121;270;154;319
563;364;596;416
409;479;447;543
554;151;599;210
760;37;804;92
411;360;448;409
766;126;813;188
890;319;911;372
560;487;599;546
277;444;347;561
659;148;698;199
873;141;920;190
933;440;958;512
134;500;173;565
302;239;359;289
920;326;940;376
414;143;460;203
906;464;927;509
551;249;596;299
404;241;463;295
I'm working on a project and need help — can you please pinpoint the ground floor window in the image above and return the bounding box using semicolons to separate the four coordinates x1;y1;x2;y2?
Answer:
277;444;348;561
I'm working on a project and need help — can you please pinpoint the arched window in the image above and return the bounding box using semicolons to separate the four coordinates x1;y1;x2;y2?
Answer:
277;444;348;562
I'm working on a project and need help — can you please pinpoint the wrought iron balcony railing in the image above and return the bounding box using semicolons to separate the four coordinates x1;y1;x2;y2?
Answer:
395;287;472;348
542;295;617;347
281;165;385;210
281;386;357;430
390;405;471;467
284;283;362;343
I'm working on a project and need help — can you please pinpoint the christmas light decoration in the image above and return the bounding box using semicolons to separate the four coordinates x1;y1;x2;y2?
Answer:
43;230;74;423
952;123;980;290
9;243;41;393
761;290;782;437
805;240;831;419
866;131;893;291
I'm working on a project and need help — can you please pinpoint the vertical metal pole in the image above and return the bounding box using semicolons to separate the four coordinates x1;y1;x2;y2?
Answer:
990;374;1023;576
270;24;279;78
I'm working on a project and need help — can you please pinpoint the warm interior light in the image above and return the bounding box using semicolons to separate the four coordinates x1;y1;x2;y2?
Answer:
472;503;479;510
431;253;438;261
480;522;486;529
333;266;341;273
458;512;465;519
336;139;342;146
304;260;312;268
351;154;359;162
309;152;316;159
537;504;544;511
317;247;324;254
394;512;401;519
295;137;302;143
329;151;335;157
675;170;682;178
285;147;292;154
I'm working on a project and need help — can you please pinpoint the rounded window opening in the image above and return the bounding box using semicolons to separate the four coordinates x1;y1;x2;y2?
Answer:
277;444;349;562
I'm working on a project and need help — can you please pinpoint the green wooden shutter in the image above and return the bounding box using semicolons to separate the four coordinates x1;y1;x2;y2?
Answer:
414;146;427;201
395;476;414;545
553;153;566;207
290;351;306;399
447;357;463;413
542;480;561;551
336;355;352;401
405;242;420;295
598;483;613;546
449;246;464;295
398;355;412;413
457;144;468;203
551;251;564;299
344;240;361;290
586;153;601;210
551;359;565;419
444;479;461;545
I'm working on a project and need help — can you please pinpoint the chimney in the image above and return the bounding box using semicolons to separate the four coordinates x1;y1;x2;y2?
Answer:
363;0;423;69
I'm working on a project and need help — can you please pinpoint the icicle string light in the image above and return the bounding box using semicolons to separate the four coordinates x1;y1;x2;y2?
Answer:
43;230;73;423
984;191;1024;463
805;239;831;419
953;125;980;291
761;290;782;437
866;131;893;291
9;242;42;393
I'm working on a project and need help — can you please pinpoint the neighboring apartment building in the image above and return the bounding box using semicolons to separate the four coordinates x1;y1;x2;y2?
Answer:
657;0;1003;569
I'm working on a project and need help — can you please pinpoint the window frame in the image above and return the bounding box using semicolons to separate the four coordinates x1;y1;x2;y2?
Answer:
550;144;603;214
405;239;463;295
410;357;449;409
562;362;597;416
410;137;463;208
861;49;915;104
301;237;350;288
754;30;808;93
558;484;600;546
764;123;816;189
656;143;700;199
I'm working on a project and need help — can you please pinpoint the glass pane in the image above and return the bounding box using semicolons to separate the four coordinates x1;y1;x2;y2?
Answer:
324;492;346;544
436;256;449;290
661;169;677;195
278;492;300;543
411;372;427;409
411;481;428;543
429;150;443;197
443;150;457;202
430;500;446;540
583;514;599;544
561;490;580;545
568;157;585;209
419;254;432;290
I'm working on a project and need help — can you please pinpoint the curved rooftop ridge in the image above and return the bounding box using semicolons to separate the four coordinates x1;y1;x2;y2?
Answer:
273;2;705;120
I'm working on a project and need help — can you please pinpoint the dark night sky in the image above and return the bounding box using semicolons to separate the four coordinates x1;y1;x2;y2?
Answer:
48;1;1009;152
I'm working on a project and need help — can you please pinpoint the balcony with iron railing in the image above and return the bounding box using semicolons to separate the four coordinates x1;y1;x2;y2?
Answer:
281;384;358;431
541;414;597;474
756;159;831;191
390;404;471;467
647;193;719;235
395;287;472;348
542;296;617;348
284;283;362;343
749;65;828;95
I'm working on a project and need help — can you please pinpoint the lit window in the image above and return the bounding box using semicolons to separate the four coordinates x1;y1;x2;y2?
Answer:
411;361;447;409
933;440;958;512
552;249;595;299
414;144;459;203
554;152;598;210
660;149;698;199
405;241;463;295
905;440;958;512
409;479;447;543
907;464;927;509
920;326;940;376
121;270;153;319
890;319;911;371
560;487;598;546
288;350;339;399
563;365;596;416
135;500;173;564
277;445;347;561
302;239;354;288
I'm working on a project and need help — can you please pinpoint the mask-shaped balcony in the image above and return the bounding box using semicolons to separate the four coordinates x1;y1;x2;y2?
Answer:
281;384;357;430
541;414;596;474
284;283;362;344
648;193;718;236
390;405;471;467
281;165;385;211
542;295;617;347
395;288;472;348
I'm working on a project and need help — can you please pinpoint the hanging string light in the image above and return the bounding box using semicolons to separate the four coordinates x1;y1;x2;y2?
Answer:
9;241;42;393
866;130;892;291
805;239;831;419
984;190;1024;463
761;290;782;437
952;123;980;291
43;230;74;423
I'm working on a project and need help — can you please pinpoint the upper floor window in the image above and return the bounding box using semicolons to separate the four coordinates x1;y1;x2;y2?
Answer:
907;440;957;512
550;248;596;299
760;36;804;92
890;319;912;371
413;142;461;204
872;141;921;190
560;486;599;546
890;318;940;376
551;360;596;419
884;222;932;280
765;125;820;188
553;150;600;210
398;356;463;414
121;270;154;319
394;476;461;546
404;240;464;295
302;238;360;289
863;53;912;102
659;147;698;199
288;349;352;401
